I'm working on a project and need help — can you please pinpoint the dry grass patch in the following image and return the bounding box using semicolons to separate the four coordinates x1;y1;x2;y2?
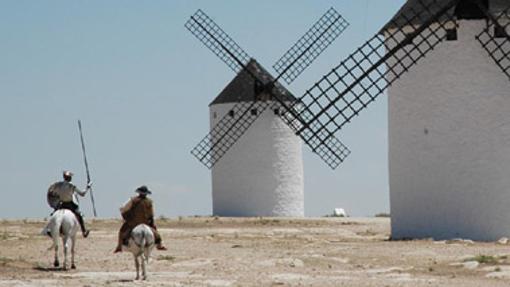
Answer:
157;255;176;261
0;256;14;266
465;255;500;265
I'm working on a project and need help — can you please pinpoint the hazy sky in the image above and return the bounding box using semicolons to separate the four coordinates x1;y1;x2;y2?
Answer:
0;0;406;219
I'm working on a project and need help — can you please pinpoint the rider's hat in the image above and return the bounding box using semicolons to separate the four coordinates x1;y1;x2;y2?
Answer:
63;170;74;178
135;185;152;195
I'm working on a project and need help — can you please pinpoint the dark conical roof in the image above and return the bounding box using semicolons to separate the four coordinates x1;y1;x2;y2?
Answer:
210;59;297;106
383;0;506;31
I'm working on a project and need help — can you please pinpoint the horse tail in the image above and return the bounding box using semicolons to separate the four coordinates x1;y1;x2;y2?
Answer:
140;229;147;258
47;210;63;251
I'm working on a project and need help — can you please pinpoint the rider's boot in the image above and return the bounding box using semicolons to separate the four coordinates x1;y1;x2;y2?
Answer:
113;245;122;253
155;238;167;250
156;243;167;251
113;237;123;253
76;212;90;238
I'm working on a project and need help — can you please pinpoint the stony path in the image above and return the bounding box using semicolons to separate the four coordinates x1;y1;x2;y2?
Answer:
0;217;510;286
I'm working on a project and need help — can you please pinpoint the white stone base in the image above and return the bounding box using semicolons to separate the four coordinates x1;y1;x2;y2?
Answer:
210;102;304;217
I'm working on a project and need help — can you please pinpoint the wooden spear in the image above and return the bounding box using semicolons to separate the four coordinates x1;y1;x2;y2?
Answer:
78;120;97;217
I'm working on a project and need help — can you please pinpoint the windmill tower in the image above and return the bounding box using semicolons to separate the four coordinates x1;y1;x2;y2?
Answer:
284;0;510;240
210;60;304;216
386;0;510;240
185;9;350;217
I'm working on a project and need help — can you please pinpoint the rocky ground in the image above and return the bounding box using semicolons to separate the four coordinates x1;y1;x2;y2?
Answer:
1;217;510;286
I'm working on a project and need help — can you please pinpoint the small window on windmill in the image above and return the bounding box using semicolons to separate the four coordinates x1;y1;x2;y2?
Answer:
213;112;217;119
251;108;257;116
495;26;507;39
446;28;458;41
228;110;234;118
274;108;280;115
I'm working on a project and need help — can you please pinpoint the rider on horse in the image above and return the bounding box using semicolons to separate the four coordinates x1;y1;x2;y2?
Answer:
114;185;167;253
47;171;91;238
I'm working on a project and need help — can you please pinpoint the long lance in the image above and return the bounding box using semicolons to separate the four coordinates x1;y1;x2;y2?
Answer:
78;120;97;217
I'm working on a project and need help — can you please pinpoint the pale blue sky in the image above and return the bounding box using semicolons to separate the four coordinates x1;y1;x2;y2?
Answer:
0;0;405;219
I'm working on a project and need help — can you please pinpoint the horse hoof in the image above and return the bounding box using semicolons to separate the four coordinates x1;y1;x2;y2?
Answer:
53;261;59;267
71;264;76;269
62;266;67;271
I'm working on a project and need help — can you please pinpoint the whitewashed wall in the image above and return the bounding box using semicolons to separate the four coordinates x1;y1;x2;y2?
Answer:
388;20;510;240
210;102;304;217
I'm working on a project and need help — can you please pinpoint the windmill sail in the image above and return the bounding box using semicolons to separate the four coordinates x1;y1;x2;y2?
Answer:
293;0;459;152
185;9;250;74
186;8;350;169
273;7;349;85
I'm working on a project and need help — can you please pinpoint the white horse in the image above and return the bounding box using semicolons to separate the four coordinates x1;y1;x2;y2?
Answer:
124;224;155;280
42;209;79;270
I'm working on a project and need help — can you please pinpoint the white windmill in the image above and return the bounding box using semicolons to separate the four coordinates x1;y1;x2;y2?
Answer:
185;9;350;217
386;0;510;240
287;0;510;240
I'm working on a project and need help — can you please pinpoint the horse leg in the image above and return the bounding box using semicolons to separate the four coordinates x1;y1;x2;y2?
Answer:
52;233;60;268
134;255;140;280
141;253;147;280
143;247;152;280
62;237;68;270
53;241;59;268
145;250;150;265
71;235;76;269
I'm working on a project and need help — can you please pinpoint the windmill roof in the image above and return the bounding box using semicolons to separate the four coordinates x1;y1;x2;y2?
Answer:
383;0;507;31
210;59;297;106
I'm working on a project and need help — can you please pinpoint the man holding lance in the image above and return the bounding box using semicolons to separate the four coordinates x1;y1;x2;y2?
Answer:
47;170;92;237
45;120;96;239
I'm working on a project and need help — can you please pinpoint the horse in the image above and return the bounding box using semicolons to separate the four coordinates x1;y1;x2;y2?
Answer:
41;209;80;270
124;224;155;280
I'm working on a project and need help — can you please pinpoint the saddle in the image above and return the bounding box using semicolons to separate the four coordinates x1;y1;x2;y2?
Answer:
50;204;81;228
50;204;73;214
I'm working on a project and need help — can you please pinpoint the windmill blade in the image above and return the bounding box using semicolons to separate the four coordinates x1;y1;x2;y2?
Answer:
273;7;350;85
191;100;272;168
293;0;459;152
185;9;251;74
476;4;510;81
185;9;271;88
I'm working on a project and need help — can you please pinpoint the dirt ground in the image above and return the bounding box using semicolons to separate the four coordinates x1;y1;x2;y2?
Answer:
1;217;510;286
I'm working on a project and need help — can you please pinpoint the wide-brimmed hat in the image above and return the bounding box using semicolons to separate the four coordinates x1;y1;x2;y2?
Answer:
135;185;152;195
